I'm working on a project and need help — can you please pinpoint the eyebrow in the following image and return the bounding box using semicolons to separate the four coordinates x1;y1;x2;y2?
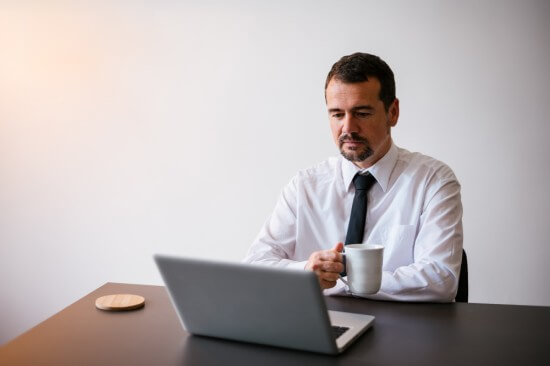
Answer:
353;105;375;111
328;105;375;113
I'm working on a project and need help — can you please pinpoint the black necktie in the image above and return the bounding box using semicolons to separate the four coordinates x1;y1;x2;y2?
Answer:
345;172;376;245
341;172;376;277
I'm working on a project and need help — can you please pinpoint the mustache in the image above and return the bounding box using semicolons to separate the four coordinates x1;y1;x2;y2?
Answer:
338;133;368;144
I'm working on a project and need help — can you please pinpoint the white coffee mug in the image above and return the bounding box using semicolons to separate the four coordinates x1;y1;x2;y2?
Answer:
340;244;384;295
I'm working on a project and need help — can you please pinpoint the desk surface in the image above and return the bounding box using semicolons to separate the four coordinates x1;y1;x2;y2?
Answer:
1;282;549;365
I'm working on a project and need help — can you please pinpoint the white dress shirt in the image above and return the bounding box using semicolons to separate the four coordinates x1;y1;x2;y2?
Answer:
243;142;463;302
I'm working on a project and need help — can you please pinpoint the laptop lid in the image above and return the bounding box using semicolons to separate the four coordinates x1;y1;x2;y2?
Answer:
154;254;373;354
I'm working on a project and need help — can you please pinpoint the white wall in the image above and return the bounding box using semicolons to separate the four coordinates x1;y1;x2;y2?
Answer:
1;0;549;345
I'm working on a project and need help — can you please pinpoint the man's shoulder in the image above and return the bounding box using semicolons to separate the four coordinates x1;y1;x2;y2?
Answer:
397;146;458;183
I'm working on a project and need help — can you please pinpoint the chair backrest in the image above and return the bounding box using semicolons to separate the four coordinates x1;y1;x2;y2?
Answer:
455;249;468;303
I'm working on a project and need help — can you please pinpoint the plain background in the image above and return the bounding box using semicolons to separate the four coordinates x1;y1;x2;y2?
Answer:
1;0;549;345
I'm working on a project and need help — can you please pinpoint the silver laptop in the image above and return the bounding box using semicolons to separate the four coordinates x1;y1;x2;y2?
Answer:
154;254;374;354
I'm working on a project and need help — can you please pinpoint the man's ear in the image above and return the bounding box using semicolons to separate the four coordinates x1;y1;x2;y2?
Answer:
388;98;399;127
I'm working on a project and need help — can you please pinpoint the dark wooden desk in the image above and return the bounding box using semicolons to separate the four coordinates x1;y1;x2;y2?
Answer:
1;282;549;365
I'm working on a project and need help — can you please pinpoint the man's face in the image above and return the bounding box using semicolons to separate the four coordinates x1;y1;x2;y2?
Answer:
326;78;399;169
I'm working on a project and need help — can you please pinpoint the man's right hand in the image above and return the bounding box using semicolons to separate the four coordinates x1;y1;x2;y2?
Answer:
305;242;345;289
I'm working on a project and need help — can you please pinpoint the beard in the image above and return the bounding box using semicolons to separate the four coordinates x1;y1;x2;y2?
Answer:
338;132;374;162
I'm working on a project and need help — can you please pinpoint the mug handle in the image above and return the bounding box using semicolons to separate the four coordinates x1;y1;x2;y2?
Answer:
339;252;348;283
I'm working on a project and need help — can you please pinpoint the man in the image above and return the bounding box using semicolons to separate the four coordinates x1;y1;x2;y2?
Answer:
244;53;463;302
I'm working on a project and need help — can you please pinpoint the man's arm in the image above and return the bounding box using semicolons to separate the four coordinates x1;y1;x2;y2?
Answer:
243;176;306;269
366;178;463;302
243;177;345;289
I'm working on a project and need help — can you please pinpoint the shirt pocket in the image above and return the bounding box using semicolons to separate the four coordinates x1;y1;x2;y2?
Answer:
381;224;417;272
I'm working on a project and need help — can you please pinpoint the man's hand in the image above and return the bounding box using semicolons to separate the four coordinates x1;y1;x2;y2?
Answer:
305;242;345;289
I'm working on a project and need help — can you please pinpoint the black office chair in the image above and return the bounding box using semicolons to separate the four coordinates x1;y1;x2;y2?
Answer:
455;249;468;303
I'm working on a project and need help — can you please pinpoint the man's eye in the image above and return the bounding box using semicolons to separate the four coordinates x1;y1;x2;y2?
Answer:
355;112;371;118
332;113;344;118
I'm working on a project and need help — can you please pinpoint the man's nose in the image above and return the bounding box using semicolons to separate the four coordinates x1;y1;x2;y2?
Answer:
342;114;359;134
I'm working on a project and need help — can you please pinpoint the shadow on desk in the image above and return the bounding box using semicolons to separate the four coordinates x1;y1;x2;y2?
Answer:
182;334;350;366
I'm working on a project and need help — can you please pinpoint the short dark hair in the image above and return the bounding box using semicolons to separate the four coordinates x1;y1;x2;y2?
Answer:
325;52;396;111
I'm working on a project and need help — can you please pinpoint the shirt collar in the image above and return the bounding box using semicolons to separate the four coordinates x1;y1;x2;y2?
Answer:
342;141;398;193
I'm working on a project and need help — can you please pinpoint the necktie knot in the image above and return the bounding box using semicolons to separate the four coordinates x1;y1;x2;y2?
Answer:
353;172;376;191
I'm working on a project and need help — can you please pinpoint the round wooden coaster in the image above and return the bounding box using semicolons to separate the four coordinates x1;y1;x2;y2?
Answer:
95;294;145;311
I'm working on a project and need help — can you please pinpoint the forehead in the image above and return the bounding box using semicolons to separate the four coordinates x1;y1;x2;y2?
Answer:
325;78;382;108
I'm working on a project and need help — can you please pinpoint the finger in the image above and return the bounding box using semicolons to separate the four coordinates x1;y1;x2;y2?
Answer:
319;250;343;262
334;242;344;253
311;259;332;271
318;261;344;273
319;278;337;290
314;269;338;288
305;252;322;271
319;270;340;282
